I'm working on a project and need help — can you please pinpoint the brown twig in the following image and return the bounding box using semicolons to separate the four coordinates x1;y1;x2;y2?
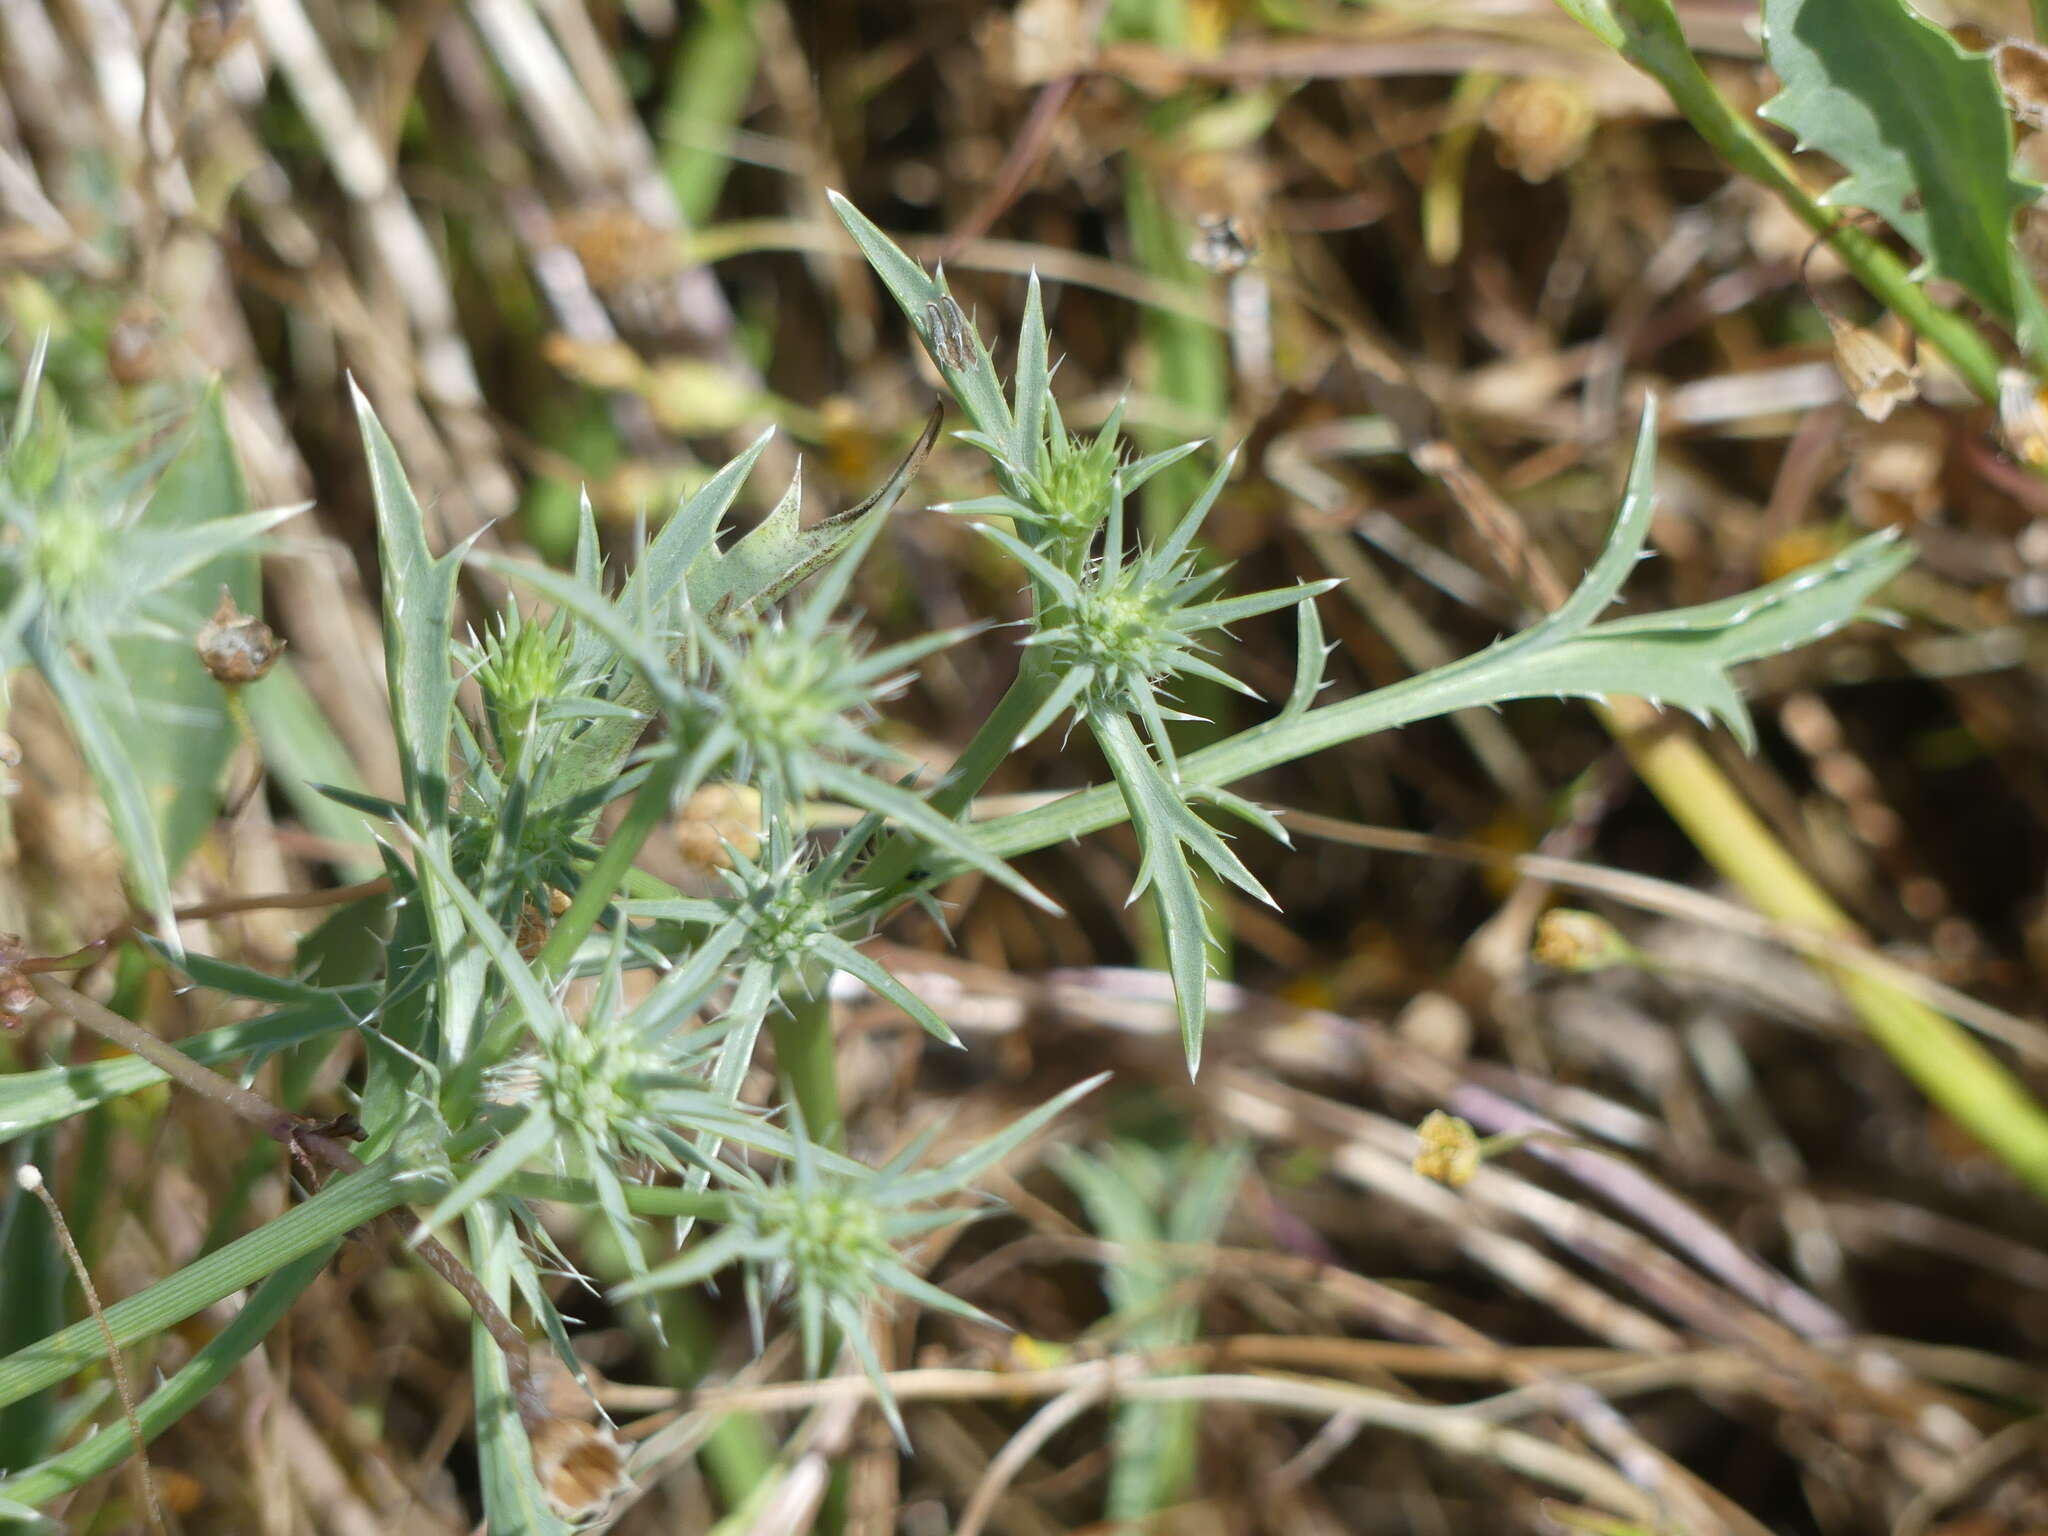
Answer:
19;878;391;975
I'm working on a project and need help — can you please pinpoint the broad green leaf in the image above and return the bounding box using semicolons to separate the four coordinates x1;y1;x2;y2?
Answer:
349;383;464;827
1010;273;1049;477
108;387;259;880
695;405;944;624
1759;0;2037;330
244;659;382;881
30;641;177;946
633;426;775;615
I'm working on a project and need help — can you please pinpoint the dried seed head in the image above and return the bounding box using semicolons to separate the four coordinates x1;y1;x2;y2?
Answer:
1485;77;1596;184
675;782;763;873
1999;368;2048;467
556;203;680;295
106;304;166;387
512;889;573;959
1999;40;2048;130
196;589;283;684
1824;312;1918;422
1531;909;1636;974
514;900;551;961
1;932;33;1027
1;964;34;1019
1412;1110;1482;1189
526;1416;629;1521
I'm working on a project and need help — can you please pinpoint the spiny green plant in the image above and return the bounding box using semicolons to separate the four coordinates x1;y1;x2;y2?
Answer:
0;195;1911;1528
0;339;301;947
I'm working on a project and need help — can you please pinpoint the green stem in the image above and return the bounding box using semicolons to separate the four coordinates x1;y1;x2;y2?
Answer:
501;1174;731;1221
855;651;1055;899
768;982;843;1148
899;649;2048;1201
2035;0;2048;44
660;0;761;227
650;1290;778;1509
1602;0;2005;404
1609;711;2048;1198
535;745;688;981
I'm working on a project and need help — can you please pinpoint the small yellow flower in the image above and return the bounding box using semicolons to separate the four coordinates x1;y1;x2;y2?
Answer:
1531;909;1637;974
1413;1110;1482;1189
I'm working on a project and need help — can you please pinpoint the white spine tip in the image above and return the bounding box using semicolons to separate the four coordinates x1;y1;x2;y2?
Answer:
16;1163;44;1193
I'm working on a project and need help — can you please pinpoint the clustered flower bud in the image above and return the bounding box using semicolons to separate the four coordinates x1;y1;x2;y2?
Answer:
473;608;575;769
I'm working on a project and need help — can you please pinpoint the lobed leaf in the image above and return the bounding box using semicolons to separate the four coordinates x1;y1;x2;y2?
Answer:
1759;0;2037;332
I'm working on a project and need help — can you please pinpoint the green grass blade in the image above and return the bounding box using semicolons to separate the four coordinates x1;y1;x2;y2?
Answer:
0;1155;427;1411
0;1250;329;1511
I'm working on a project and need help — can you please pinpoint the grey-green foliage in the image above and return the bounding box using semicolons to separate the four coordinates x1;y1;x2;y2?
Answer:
830;193;1910;1070
0;342;299;944
0;195;1915;1529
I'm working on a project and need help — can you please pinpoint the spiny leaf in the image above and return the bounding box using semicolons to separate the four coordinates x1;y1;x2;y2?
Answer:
827;191;1014;444
1095;712;1272;1073
1759;0;2036;332
350;381;464;828
351;382;485;1060
810;759;1059;914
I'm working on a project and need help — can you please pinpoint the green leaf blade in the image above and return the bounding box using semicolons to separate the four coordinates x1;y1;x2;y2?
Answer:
1759;0;2036;324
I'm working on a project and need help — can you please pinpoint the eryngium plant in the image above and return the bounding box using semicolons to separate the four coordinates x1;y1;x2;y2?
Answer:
0;199;1911;1528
